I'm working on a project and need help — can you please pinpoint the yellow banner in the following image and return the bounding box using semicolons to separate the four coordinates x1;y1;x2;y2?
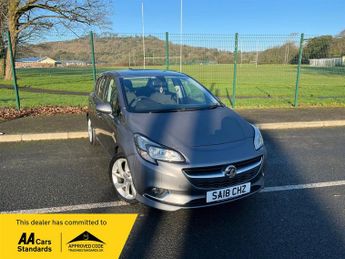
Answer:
0;214;137;259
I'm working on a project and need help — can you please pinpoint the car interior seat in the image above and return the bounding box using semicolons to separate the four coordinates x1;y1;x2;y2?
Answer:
149;78;176;105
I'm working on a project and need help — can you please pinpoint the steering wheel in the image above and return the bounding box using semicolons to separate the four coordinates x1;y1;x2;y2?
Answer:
129;96;150;107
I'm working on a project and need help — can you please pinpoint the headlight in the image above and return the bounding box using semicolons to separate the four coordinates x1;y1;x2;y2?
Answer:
252;125;264;150
134;134;185;163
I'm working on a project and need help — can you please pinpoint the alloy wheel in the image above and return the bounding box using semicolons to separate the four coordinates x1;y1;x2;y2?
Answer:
111;158;137;200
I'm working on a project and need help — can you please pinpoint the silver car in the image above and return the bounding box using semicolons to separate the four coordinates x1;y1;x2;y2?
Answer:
87;70;265;211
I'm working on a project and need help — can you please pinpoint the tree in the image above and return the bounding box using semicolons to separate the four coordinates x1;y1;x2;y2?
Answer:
258;43;298;65
330;34;345;57
3;0;107;80
0;0;7;77
303;35;333;60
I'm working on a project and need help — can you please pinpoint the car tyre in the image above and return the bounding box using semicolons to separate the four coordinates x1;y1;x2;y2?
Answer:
87;118;97;145
109;154;138;204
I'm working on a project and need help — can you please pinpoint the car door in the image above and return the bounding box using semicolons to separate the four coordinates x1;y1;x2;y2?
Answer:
97;75;119;156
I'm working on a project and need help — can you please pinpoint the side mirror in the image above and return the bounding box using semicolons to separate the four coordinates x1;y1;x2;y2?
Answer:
96;103;112;114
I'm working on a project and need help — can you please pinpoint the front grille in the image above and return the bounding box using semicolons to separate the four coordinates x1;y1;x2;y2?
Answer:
183;156;262;189
183;156;261;176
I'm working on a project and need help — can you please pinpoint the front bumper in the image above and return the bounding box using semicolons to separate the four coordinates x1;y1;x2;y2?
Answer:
128;150;265;211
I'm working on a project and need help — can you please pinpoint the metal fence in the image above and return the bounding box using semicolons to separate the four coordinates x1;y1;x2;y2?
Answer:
1;31;345;109
92;32;302;108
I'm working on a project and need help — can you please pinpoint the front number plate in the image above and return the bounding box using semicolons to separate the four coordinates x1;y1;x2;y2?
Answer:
206;182;251;203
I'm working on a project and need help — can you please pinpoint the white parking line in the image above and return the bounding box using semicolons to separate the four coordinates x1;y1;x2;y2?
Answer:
261;180;345;193
2;180;345;214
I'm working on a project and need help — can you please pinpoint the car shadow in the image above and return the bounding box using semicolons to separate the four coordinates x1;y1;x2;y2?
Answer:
121;124;345;258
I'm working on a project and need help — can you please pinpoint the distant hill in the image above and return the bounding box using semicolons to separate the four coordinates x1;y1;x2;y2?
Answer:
17;35;233;66
17;34;344;66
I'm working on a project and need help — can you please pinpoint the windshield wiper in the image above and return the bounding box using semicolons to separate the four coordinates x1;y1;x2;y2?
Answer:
207;104;222;109
150;107;196;113
150;105;221;113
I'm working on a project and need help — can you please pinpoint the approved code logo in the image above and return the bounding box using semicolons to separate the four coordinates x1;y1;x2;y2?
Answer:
67;231;105;252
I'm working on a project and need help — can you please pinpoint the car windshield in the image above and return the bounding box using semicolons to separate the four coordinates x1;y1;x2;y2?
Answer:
119;75;220;112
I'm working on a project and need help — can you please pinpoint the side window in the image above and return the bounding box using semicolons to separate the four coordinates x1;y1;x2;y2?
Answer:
106;79;115;102
111;81;121;114
95;77;102;95
101;77;110;101
96;76;106;99
94;78;99;92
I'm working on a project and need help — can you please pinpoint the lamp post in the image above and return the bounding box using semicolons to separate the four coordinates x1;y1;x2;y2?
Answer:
179;0;183;72
141;1;146;68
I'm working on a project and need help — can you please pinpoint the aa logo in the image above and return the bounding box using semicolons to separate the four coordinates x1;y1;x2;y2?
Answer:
17;233;52;253
67;231;105;252
18;233;35;245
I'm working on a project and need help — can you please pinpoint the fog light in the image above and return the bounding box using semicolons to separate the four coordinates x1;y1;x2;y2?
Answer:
150;187;169;198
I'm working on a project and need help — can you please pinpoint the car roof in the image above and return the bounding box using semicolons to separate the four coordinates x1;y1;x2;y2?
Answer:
103;69;186;78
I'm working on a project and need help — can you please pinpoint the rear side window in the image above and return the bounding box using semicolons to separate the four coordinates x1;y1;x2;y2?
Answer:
105;78;116;102
95;76;106;99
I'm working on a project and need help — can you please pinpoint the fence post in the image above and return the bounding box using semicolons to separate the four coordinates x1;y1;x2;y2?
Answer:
232;33;239;108
294;33;304;107
89;31;97;85
7;31;20;110
165;32;170;70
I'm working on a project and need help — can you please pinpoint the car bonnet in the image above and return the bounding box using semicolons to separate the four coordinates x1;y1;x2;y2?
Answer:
126;107;254;150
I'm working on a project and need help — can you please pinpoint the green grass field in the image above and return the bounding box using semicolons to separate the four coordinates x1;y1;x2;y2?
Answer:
1;64;344;109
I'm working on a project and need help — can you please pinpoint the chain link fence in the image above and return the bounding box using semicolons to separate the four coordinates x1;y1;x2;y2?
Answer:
0;30;94;108
235;34;301;107
1;31;344;109
300;34;345;106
